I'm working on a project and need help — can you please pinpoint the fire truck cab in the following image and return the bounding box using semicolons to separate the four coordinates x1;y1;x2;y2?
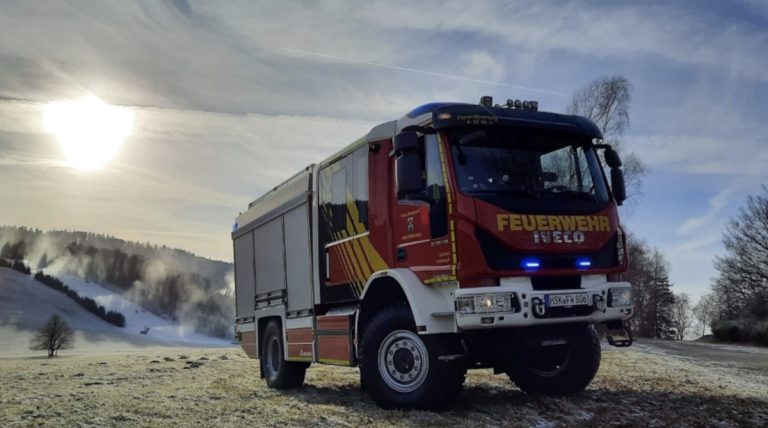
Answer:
232;97;633;409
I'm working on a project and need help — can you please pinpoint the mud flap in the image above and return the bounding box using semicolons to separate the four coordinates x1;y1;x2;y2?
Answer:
606;326;633;347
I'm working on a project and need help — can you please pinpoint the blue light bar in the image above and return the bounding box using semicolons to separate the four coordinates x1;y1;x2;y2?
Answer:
521;258;541;270
576;258;592;269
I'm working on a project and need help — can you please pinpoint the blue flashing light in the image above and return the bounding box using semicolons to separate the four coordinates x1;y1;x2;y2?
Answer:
521;258;541;270
576;258;592;269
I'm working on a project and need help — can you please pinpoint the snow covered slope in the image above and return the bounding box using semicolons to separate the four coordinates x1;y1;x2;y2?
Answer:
0;268;231;358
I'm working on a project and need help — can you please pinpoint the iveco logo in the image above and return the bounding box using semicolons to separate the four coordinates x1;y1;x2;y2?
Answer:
533;231;586;244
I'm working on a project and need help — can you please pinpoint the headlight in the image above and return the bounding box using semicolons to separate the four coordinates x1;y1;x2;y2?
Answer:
608;287;632;307
456;293;516;315
457;297;475;314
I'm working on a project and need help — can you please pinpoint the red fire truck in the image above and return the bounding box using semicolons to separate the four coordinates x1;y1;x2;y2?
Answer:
232;97;633;409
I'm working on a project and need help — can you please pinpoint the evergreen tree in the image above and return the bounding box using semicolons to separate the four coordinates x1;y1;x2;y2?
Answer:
623;235;675;338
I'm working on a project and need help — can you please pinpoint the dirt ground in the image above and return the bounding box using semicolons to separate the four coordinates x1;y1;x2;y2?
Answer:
1;343;767;427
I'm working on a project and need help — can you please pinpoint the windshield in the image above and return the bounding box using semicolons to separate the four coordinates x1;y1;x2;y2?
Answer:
449;129;609;213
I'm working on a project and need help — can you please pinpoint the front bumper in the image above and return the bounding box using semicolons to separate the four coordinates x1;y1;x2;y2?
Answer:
454;275;633;330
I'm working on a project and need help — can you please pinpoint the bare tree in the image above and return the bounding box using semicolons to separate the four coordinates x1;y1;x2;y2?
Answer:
29;314;74;358
671;293;694;340
692;293;717;337
712;186;768;320
567;76;646;204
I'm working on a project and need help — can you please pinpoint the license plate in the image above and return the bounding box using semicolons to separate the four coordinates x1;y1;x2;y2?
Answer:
546;293;589;308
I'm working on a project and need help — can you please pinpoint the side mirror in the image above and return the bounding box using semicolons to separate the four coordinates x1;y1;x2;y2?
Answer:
396;152;425;199
611;168;627;206
393;131;420;155
604;147;623;169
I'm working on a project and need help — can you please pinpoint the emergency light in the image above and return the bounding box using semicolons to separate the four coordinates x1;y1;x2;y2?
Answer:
522;258;541;270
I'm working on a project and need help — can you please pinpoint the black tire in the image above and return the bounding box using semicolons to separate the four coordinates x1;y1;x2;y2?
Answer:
507;323;601;396
261;320;307;389
359;306;464;410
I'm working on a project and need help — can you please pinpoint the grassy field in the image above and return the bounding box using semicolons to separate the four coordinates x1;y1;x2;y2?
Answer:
1;345;767;427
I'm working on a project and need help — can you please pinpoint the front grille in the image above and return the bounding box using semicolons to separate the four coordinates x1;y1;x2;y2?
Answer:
475;228;619;271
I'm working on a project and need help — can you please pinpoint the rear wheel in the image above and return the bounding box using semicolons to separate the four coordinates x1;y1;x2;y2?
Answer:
261;320;307;389
360;306;464;410
508;323;601;396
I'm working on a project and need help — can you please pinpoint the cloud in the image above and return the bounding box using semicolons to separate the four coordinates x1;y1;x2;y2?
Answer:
3;0;763;124
676;183;746;236
355;1;768;82
626;134;768;176
284;48;560;96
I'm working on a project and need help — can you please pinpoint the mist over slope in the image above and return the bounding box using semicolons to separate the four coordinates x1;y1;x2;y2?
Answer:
0;268;229;357
0;226;234;338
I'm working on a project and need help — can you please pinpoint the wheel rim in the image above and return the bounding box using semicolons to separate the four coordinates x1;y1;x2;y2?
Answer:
377;330;429;393
265;335;281;379
529;346;572;377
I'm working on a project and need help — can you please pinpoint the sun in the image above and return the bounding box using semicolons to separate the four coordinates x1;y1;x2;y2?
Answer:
44;96;133;171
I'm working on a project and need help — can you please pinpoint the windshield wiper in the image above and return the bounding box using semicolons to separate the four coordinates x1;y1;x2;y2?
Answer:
543;189;595;201
466;189;539;199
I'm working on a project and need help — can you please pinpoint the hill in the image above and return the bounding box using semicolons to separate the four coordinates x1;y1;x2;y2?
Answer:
0;268;230;358
0;225;234;338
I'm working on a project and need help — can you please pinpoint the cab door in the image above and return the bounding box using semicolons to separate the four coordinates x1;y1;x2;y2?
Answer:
392;133;455;284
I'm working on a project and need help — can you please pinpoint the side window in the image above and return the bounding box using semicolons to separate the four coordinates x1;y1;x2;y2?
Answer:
425;135;447;238
319;146;370;239
330;166;346;232
353;147;369;229
395;134;447;238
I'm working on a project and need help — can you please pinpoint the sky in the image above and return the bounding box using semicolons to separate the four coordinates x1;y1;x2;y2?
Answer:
1;0;766;302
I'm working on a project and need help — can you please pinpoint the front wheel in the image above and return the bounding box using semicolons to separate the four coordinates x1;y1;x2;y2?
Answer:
507;323;601;396
360;306;464;410
261;320;307;389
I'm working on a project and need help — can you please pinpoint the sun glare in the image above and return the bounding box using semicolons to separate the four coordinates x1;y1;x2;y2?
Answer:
44;96;133;171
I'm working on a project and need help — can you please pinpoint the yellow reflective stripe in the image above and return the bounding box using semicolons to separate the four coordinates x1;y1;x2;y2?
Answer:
424;274;456;284
335;230;362;296
437;135;458;277
361;235;388;272
342;239;366;295
318;358;352;366
345;188;389;275
344;200;373;281
286;356;313;362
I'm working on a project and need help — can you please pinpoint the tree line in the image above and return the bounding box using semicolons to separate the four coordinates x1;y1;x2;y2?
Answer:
33;270;126;328
698;186;768;345
1;258;127;328
0;257;31;275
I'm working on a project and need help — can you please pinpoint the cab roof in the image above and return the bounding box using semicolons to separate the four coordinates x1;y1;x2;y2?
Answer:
399;102;603;139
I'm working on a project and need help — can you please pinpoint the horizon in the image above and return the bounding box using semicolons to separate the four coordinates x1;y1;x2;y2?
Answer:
1;1;767;302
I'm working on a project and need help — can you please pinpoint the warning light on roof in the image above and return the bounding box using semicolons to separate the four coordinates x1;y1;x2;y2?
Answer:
506;99;539;111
